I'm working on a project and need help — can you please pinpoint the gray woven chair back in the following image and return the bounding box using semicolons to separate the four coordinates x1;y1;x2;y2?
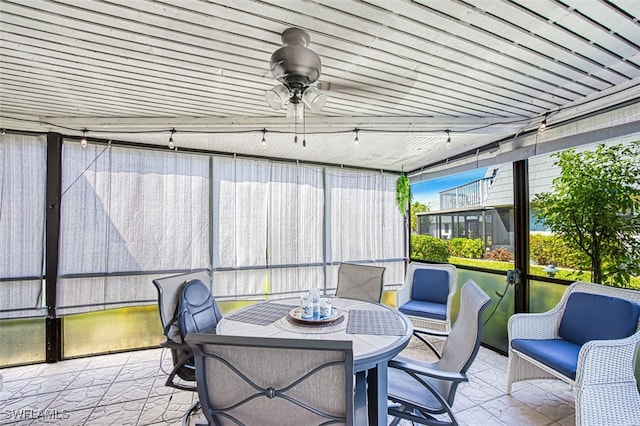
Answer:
186;334;355;426
434;280;492;401
335;262;385;303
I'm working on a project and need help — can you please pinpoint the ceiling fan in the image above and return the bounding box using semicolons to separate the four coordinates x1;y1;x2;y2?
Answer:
265;28;327;120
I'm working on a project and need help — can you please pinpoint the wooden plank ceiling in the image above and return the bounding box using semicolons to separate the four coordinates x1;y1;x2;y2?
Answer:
1;0;639;171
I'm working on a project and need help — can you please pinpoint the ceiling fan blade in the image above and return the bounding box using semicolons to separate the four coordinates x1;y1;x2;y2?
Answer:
316;81;367;92
317;70;419;99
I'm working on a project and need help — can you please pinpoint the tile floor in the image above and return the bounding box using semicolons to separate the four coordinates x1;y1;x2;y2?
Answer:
0;337;575;425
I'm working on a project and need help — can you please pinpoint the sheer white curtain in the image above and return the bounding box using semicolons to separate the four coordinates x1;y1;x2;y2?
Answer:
0;134;47;319
325;169;404;287
267;163;324;295
57;142;210;315
211;156;269;298
39;140;405;311
211;159;405;299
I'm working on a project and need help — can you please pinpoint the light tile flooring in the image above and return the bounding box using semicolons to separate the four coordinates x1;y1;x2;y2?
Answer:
0;337;575;426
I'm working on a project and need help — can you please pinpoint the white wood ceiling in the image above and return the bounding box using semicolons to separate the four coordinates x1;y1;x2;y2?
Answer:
1;0;639;171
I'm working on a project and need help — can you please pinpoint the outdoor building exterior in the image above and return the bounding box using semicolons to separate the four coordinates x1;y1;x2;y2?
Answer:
416;148;572;252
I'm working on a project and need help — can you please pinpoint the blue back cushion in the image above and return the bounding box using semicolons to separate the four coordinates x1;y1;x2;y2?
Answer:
411;269;450;305
559;292;640;346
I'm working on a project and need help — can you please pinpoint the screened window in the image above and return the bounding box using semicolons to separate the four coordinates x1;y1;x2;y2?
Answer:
528;135;640;288
411;165;514;268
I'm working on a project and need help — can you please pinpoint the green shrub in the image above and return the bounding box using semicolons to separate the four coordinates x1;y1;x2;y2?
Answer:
448;238;483;259
530;234;590;270
411;234;449;262
461;238;484;259
448;238;466;257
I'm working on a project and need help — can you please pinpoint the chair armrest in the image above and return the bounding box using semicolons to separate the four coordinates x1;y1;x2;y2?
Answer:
396;283;411;308
508;310;564;342
413;327;449;338
576;331;640;388
161;339;190;350
389;357;468;384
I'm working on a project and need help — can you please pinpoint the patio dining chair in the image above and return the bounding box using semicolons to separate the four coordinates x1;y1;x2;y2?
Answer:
185;334;355;426
335;262;386;303
387;280;491;425
152;270;223;424
396;262;458;357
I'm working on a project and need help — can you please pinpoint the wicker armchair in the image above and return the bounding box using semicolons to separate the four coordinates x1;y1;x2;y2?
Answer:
507;281;640;426
396;263;457;357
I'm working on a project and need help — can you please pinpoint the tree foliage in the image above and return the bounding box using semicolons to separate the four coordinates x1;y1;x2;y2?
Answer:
533;141;640;286
410;201;429;233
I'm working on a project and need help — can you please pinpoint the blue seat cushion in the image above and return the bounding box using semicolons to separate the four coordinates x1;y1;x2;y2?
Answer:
511;339;581;380
559;292;640;346
411;269;450;304
399;300;446;320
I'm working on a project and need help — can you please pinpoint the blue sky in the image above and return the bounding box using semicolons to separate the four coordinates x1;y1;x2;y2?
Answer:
412;168;488;208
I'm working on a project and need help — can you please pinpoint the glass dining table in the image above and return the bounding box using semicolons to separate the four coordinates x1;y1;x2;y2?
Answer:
217;296;413;426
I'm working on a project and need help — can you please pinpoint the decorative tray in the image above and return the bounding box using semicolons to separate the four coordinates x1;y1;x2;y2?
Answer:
287;307;342;325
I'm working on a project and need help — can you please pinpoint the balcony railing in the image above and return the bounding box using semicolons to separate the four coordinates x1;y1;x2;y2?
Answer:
439;177;493;210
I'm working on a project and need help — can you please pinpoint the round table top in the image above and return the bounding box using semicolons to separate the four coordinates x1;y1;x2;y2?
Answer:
217;297;413;371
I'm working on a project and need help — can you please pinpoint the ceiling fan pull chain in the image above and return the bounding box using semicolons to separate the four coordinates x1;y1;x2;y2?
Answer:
303;105;307;147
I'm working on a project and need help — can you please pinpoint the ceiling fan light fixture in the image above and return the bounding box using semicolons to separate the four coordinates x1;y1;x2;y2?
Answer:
265;84;290;110
286;100;304;122
270;28;321;87
301;86;327;113
267;28;327;114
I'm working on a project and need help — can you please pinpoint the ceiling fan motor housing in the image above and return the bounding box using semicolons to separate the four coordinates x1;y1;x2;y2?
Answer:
270;28;321;90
